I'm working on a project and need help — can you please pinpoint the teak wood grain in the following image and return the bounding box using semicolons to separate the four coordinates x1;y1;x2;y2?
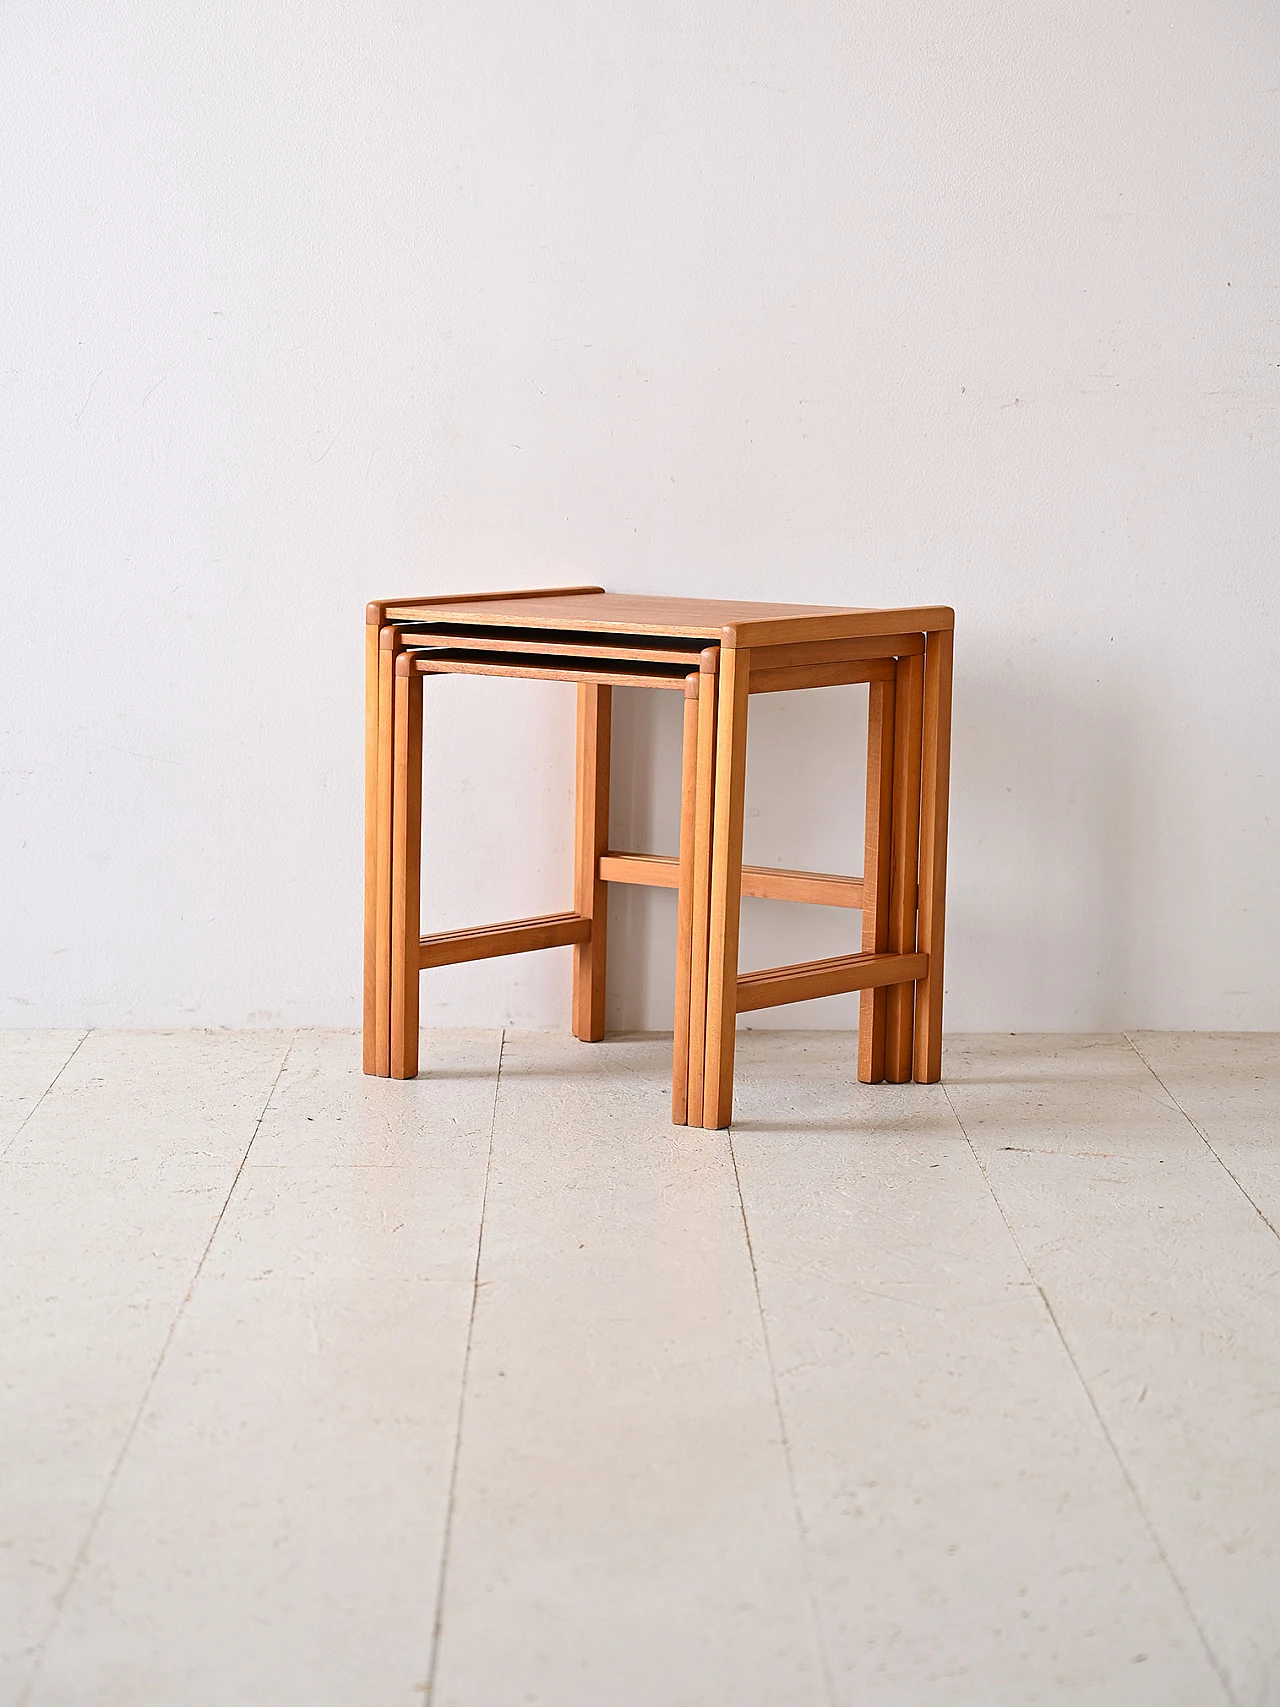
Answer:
385;592;851;638
914;627;954;1083
598;852;864;911
672;676;701;1124
362;619;382;1074
702;646;751;1129
389;657;422;1080
886;652;925;1083
371;584;605;626
684;649;720;1123
747;634;924;670
572;684;611;1043
401;626;709;666
373;625;400;1078
420;912;591;969
726;607;954;647
747;659;896;696
737;951;929;1014
413;652;692;690
858;674;897;1084
380;589;954;645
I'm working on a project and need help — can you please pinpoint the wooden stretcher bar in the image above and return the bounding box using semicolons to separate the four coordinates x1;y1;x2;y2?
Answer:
598;852;864;910
735;950;929;1014
418;910;593;969
747;658;896;695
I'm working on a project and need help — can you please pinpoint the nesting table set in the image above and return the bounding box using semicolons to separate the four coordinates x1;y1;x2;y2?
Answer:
363;588;953;1128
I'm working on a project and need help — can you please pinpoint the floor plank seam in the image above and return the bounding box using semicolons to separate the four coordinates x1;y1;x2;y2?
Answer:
940;1081;1240;1707
727;1127;837;1707
14;1028;300;1707
0;1030;90;1161
1123;1032;1280;1246
421;1028;505;1707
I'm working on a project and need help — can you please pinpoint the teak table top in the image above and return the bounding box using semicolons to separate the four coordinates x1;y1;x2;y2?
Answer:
376;588;954;647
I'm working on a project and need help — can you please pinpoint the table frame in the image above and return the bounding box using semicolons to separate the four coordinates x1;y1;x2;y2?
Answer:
363;588;953;1128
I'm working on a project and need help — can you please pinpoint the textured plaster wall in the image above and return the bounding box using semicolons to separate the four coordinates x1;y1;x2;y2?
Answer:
3;1;1278;1030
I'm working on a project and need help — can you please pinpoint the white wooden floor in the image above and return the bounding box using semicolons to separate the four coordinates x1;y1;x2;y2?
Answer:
3;1029;1279;1706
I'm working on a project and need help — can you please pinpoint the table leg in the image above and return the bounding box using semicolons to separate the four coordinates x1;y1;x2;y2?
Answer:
671;679;701;1123
914;627;953;1082
702;646;750;1130
685;650;719;1128
374;625;400;1078
363;619;382;1074
572;683;611;1042
390;658;422;1079
858;672;897;1083
886;651;924;1082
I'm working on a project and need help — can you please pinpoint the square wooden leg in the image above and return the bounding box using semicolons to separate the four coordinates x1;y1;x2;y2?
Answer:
671;678;701;1124
702;646;750;1131
390;658;422;1080
572;683;611;1042
363;618;382;1074
913;627;953;1083
858;673;897;1083
885;651;924;1083
684;650;719;1129
373;625;400;1077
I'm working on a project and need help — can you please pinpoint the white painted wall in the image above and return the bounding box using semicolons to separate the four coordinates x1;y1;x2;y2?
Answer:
3;1;1278;1033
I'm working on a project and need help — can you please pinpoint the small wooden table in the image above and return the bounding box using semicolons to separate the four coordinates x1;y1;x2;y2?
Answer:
364;588;953;1128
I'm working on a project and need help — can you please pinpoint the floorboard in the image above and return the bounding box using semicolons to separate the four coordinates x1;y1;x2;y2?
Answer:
3;1028;1277;1705
1;1030;293;1707
0;1031;86;1154
946;1032;1280;1705
730;1031;1225;1706
25;1029;500;1707
430;1031;827;1707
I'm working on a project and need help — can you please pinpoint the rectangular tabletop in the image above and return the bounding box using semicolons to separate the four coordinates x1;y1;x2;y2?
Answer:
379;589;954;646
